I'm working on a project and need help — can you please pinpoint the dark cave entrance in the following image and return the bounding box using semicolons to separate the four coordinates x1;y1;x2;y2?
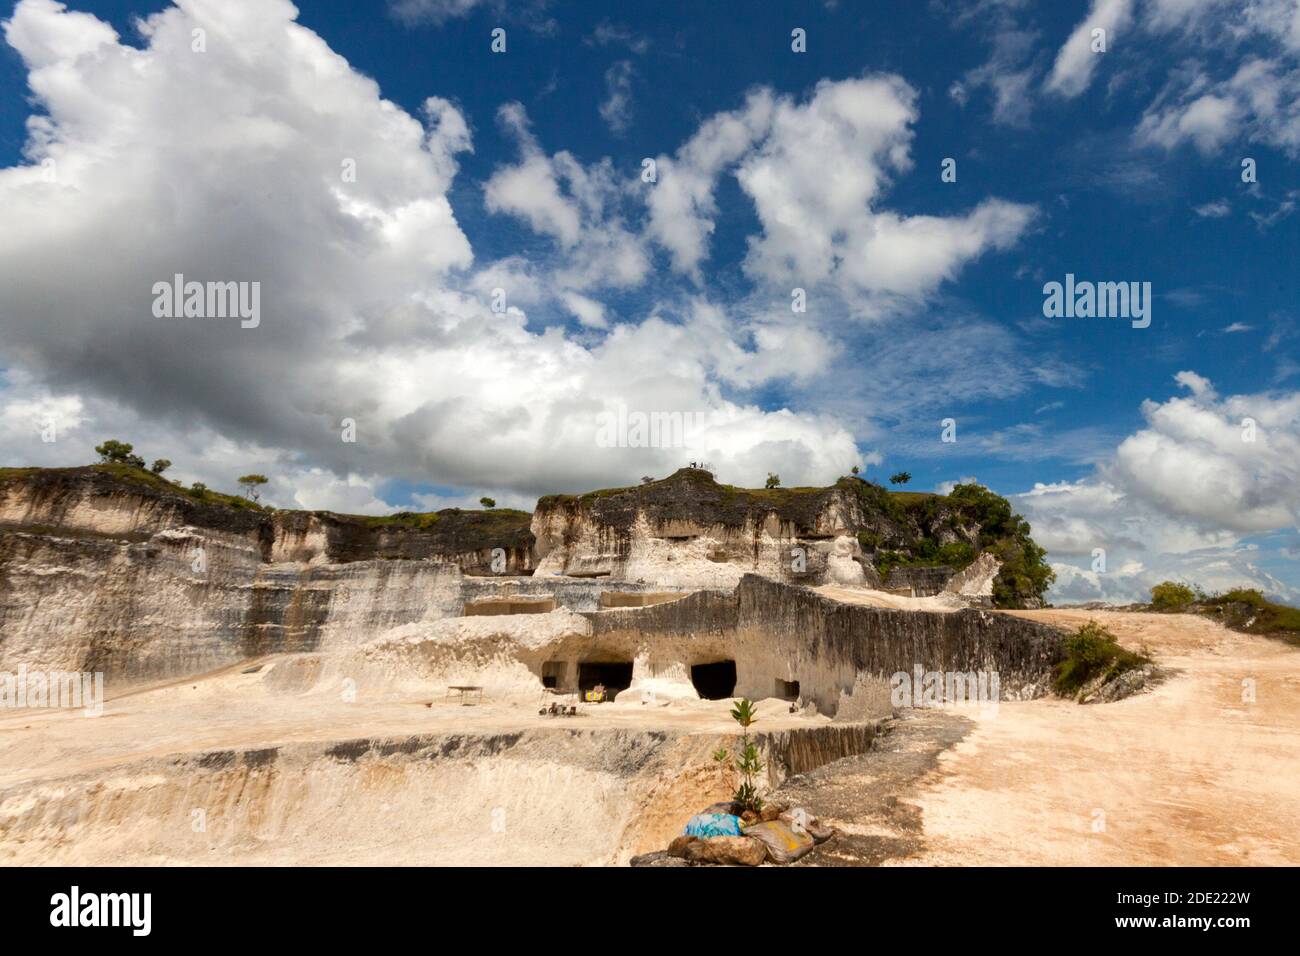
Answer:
775;678;800;701
691;660;737;700
578;661;633;696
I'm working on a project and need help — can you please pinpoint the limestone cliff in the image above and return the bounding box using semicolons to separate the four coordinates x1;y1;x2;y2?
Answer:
531;468;1050;605
0;463;1053;685
0;466;531;680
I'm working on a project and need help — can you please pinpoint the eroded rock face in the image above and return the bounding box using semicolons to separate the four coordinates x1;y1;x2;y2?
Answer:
0;468;1058;699
0;469;532;681
0;467;533;572
588;576;1065;717
531;469;879;588
943;552;1001;605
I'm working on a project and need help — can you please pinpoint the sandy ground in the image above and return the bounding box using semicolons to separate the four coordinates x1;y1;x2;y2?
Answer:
782;609;1300;866
0;664;822;792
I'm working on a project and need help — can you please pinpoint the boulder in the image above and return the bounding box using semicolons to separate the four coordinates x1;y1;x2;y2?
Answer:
1079;663;1164;704
667;835;699;858
683;836;767;867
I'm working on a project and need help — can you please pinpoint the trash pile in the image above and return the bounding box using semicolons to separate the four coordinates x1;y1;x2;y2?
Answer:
629;800;836;867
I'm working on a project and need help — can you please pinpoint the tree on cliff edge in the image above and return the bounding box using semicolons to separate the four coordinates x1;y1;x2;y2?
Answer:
237;474;269;502
95;439;145;469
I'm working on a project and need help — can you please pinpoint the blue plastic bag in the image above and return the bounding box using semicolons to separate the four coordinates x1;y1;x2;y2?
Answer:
683;813;743;838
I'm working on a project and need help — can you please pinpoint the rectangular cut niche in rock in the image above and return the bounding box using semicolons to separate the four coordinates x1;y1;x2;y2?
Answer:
775;678;800;701
462;596;556;616
578;661;633;695
691;660;737;700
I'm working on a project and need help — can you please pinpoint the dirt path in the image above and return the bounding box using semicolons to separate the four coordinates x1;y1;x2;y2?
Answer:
784;610;1300;866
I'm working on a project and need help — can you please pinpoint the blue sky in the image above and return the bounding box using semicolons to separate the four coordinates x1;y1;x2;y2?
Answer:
0;0;1297;603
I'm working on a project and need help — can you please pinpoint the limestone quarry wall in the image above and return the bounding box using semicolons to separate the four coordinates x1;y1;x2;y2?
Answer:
883;565;957;597
587;575;1064;715
0;721;881;865
0;521;683;683
0;470;1048;701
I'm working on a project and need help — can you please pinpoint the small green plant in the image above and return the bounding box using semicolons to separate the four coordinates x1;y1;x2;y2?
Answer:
150;459;171;476
1053;621;1150;696
889;471;912;485
850;465;860;476
765;473;780;489
1150;580;1195;611
713;697;764;813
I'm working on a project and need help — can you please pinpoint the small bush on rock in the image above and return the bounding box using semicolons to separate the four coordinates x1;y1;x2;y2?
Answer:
1150;581;1195;611
1053;621;1150;696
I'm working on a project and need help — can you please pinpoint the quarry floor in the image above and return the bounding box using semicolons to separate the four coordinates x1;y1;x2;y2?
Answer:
781;609;1300;866
1;608;1296;866
0;670;823;792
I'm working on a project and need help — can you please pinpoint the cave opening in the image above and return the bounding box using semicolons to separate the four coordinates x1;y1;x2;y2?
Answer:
775;678;800;701
577;661;633;696
691;660;737;700
541;661;565;690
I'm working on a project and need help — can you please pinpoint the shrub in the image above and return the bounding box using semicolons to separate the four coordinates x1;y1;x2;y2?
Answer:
765;473;780;489
1203;588;1300;642
1053;621;1150;696
1150;581;1195;611
94;439;145;469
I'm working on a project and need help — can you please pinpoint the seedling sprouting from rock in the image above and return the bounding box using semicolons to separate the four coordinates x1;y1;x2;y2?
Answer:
713;697;764;813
